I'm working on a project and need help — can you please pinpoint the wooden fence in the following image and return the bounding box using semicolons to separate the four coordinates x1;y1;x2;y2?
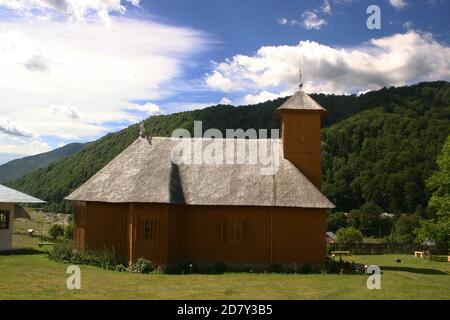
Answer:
328;243;429;255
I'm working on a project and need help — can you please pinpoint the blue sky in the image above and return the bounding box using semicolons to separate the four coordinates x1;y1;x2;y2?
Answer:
0;0;449;164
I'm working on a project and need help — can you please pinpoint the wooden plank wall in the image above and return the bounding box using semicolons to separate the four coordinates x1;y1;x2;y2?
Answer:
74;201;326;266
73;201;86;249
83;202;129;260
282;111;322;188
132;203;170;265
271;208;326;264
170;205;326;265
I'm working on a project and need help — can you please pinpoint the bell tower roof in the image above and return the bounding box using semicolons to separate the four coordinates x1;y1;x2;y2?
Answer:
276;91;326;118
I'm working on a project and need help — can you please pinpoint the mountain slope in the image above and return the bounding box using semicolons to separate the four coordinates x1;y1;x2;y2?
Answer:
7;81;449;213
0;143;86;183
322;84;450;214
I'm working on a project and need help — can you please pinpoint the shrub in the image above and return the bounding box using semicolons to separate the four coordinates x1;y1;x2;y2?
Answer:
47;242;126;270
269;264;283;273
183;262;198;274
47;241;74;262
163;263;186;275
299;263;313;274
115;264;127;272
212;262;226;274
322;257;365;275
163;262;199;274
336;227;363;244
65;224;74;240
48;224;64;240
128;258;153;274
88;248;125;270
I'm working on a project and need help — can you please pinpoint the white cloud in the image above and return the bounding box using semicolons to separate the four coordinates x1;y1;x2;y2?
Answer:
389;0;407;9
321;0;332;14
0;0;141;27
243;88;296;105
127;102;165;116
302;10;327;30
51;104;81;119
164;97;236;113
403;21;413;30
278;3;329;31
206;69;236;92
205;31;450;95
24;52;50;71
0;117;35;137
244;91;281;105
219;97;232;105
0;134;51;156
277;18;288;25
0;17;210;147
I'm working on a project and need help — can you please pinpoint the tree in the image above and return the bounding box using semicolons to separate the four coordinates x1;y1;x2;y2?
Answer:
393;215;421;244
336;227;363;244
65;224;74;240
417;134;450;253
48;224;64;240
426;134;450;218
327;212;347;232
358;202;382;236
416;218;450;254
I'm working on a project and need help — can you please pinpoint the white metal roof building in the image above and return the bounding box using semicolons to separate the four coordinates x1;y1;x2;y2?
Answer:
0;184;45;251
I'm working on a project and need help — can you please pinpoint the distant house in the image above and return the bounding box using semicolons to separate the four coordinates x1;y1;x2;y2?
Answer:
326;231;337;244
0;184;45;251
66;90;335;267
379;212;394;219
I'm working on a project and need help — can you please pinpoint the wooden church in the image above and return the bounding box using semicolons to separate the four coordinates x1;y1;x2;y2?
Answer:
66;90;334;267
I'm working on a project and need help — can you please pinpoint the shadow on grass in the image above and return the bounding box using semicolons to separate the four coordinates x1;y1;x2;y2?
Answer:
0;248;45;256
381;265;448;275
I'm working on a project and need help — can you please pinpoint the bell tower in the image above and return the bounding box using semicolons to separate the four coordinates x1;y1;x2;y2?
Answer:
275;91;326;189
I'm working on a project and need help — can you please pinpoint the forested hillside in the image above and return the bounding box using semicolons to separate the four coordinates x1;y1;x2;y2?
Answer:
7;81;449;214
322;84;450;214
0;143;86;183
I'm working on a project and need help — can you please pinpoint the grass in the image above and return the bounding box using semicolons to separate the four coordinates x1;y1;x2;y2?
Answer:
0;232;449;300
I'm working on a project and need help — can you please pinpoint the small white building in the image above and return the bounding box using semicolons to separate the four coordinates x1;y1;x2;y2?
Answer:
0;184;45;251
380;212;395;219
326;231;338;244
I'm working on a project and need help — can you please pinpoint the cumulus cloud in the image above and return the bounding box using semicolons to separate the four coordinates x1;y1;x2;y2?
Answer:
0;117;35;137
206;69;236;92
244;91;284;105
205;31;450;95
389;0;407;9
127;103;165;116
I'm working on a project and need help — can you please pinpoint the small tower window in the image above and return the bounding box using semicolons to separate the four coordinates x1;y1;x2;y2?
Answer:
0;210;9;230
143;219;158;242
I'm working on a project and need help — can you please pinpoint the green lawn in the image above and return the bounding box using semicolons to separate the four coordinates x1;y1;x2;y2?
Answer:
1;233;449;300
